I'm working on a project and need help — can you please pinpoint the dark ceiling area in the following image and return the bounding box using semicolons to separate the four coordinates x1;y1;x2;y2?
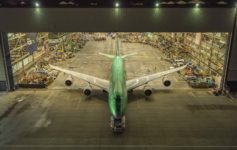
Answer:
0;0;236;8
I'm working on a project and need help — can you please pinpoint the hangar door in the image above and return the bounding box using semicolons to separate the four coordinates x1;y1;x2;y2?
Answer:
7;32;228;91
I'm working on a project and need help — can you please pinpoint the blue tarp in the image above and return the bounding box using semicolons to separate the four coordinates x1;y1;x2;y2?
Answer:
26;33;38;54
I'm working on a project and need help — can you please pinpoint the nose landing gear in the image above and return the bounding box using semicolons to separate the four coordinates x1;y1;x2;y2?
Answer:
110;116;125;133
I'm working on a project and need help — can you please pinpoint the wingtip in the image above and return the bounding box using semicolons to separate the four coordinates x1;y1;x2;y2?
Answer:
49;64;56;69
49;64;53;67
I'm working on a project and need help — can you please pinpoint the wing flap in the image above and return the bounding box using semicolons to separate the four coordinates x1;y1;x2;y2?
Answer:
126;64;187;91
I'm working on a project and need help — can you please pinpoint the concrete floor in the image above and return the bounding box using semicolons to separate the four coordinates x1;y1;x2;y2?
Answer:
0;39;237;150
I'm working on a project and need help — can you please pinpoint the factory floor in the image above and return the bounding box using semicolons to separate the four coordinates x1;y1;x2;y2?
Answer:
0;39;237;150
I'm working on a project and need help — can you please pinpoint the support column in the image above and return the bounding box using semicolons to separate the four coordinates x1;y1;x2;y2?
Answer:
225;7;237;94
0;32;14;91
0;35;7;91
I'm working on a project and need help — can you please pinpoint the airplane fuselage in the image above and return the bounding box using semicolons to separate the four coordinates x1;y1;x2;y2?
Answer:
108;56;127;129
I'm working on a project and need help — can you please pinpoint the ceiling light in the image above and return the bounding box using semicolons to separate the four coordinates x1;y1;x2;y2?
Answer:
160;2;167;4
217;1;227;5
189;0;205;4
176;0;187;5
59;1;67;5
90;2;98;6
115;2;119;7
195;3;199;7
35;2;39;7
68;1;74;5
155;2;159;7
167;1;175;4
20;1;25;5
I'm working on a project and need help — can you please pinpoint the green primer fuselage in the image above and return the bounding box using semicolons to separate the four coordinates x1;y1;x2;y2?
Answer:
108;56;127;118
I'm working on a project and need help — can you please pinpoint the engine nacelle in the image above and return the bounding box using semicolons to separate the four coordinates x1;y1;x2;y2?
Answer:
144;85;153;96
83;86;92;96
65;75;73;86
162;76;171;87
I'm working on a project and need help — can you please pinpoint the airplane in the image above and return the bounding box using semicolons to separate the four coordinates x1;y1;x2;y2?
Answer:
49;37;188;132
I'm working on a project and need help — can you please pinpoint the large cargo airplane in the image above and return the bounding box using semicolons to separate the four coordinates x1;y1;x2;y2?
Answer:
50;37;187;132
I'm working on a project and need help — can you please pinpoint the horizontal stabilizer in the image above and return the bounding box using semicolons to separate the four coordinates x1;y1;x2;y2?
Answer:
99;52;115;58
121;52;138;59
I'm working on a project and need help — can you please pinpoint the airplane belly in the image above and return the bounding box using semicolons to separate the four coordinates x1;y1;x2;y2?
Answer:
108;94;116;117
108;93;127;118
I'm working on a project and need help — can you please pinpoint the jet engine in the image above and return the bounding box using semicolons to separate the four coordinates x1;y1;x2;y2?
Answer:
143;85;153;96
83;86;92;96
65;75;73;86
162;76;171;87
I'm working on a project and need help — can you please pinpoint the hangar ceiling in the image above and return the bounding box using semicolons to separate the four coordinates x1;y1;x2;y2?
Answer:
0;8;235;32
0;0;235;8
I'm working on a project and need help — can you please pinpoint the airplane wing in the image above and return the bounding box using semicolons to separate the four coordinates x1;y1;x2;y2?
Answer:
49;65;110;92
126;64;188;91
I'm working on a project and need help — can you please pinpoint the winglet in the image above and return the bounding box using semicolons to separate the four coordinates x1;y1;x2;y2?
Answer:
49;64;56;69
49;64;63;72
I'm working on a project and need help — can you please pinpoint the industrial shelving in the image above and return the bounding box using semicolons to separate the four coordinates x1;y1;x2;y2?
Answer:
119;32;228;78
155;32;228;76
8;33;49;81
185;32;227;76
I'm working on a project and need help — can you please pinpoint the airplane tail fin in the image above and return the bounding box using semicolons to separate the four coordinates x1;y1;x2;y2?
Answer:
121;52;138;59
115;36;120;56
99;35;137;59
99;52;115;58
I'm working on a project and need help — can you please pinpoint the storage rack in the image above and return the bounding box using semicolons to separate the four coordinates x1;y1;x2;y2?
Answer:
8;33;48;80
119;32;228;77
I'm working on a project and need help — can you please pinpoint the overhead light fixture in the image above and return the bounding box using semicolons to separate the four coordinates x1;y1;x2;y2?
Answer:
160;2;167;4
189;0;205;4
195;3;199;7
115;2;119;7
68;1;75;5
59;1;67;5
20;0;26;5
167;1;175;4
216;1;227;5
90;2;98;6
35;2;39;7
155;2;159;7
176;0;187;5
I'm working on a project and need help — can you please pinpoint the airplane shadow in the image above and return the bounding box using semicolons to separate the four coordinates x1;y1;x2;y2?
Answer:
128;89;173;104
62;88;173;104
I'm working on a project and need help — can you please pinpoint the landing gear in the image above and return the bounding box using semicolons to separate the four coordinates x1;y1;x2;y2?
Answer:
128;90;133;94
110;116;125;133
102;89;108;93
